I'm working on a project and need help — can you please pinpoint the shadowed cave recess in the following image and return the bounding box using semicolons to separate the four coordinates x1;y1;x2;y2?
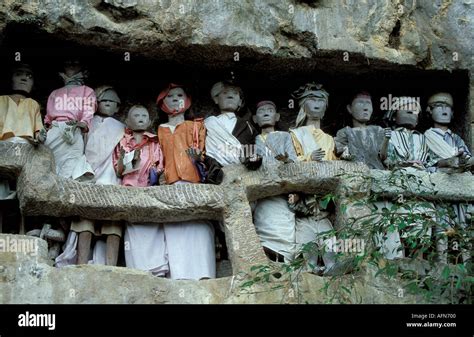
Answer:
0;22;470;141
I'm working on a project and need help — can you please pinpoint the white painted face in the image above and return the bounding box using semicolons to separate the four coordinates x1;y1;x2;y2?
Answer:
216;86;242;112
254;104;279;127
348;96;373;123
304;97;327;119
430;102;453;125
127;106;151;131
12;69;34;93
98;100;119;117
163;87;187;112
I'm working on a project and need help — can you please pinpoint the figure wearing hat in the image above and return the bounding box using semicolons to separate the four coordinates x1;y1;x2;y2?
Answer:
424;92;473;172
55;86;125;266
424;92;472;265
252;100;298;262
287;83;340;275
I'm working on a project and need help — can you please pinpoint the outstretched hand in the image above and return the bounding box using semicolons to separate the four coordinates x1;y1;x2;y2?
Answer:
36;128;47;144
186;147;204;162
460;156;474;170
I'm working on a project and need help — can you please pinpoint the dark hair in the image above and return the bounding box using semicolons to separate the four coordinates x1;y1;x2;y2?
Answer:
348;91;372;104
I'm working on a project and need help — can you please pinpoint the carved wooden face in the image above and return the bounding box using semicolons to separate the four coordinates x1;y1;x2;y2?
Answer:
395;108;420;128
348;96;373;123
430;102;453;125
303;97;327;120
216;86;242;113
254;104;279;127
163;87;186;112
12;69;34;93
126;106;151;131
98;100;119;117
63;59;82;77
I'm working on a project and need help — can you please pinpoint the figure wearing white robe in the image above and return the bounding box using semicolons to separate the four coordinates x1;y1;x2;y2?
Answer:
253;131;298;261
125;223;169;276
163;181;216;280
86;116;125;264
44;121;94;180
55;116;125;266
204;112;242;165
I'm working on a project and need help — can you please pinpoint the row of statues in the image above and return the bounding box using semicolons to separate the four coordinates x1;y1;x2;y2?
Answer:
0;59;472;279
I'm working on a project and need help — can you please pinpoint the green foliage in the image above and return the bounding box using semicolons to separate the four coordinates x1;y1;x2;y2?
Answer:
240;169;473;304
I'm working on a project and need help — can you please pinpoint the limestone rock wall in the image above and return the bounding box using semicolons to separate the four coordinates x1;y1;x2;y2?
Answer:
0;0;472;72
0;0;473;304
0;0;471;144
0;234;420;304
1;141;474;303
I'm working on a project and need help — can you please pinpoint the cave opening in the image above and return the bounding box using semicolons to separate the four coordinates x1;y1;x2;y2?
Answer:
0;22;470;142
0;22;471;277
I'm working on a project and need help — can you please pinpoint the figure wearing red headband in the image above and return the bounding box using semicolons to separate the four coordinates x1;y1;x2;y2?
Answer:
156;83;219;280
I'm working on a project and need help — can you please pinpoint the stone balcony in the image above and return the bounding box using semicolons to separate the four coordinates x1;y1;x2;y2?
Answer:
1;141;472;303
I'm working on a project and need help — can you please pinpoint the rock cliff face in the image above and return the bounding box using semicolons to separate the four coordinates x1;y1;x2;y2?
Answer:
0;0;472;304
0;234;422;304
1;0;472;72
0;0;472;141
